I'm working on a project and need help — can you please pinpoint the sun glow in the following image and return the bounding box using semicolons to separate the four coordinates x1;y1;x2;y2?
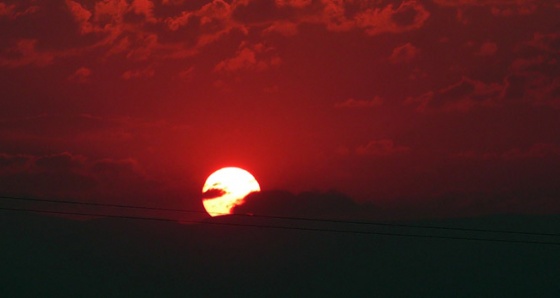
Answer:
202;167;260;217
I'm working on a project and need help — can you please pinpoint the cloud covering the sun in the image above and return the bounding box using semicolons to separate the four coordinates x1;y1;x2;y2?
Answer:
233;190;369;219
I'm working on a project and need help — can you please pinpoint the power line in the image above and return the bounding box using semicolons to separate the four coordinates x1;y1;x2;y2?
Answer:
2;195;559;238
1;206;560;246
0;195;200;214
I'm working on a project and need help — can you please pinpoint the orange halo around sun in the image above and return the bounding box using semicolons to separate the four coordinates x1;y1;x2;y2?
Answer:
202;167;260;217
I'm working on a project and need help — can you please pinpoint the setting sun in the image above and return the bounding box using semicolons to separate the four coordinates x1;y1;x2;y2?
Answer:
202;167;260;217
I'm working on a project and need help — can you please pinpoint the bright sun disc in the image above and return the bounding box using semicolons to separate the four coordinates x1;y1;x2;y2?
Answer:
202;167;260;217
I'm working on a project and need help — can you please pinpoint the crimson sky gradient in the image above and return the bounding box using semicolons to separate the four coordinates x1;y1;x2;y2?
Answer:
1;0;560;219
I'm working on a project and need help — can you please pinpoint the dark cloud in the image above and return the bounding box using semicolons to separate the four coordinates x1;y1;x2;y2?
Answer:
91;158;144;178
0;39;55;67
262;21;299;36
355;139;410;156
66;0;95;34
389;42;418;63
121;66;155;79
0;0;438;73
0;152;178;209
0;152;96;198
35;152;86;173
334;96;383;108
0;114;117;138
201;188;226;199
407;77;503;112
275;0;312;9
456;143;560;161
0;114;192;146
390;0;424;26
0;1;39;20
433;0;538;11
475;41;498;56
502;31;560;109
67;66;92;83
0;0;239;68
355;0;430;35
231;0;287;24
235;186;560;220
233;190;369;219
501;74;526;101
130;0;158;23
214;42;281;73
503;143;560;159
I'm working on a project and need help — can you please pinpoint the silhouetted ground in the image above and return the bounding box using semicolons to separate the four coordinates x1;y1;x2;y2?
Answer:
1;211;559;297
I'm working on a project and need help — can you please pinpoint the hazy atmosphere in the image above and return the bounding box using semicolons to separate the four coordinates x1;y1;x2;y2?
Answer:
1;0;560;296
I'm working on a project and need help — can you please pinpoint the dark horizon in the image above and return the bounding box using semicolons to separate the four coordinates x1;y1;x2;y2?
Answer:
2;206;560;297
4;187;560;223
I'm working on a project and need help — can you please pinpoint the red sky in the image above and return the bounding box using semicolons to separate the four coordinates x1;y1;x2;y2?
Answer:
1;0;560;218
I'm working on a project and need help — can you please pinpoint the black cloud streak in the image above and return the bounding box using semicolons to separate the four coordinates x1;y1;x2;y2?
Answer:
202;188;227;199
233;190;376;219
